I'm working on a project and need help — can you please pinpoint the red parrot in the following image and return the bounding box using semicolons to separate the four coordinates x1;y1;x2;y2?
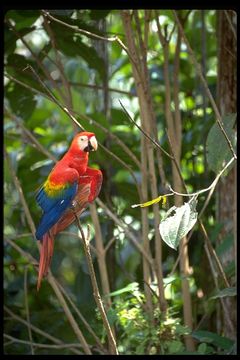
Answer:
35;132;102;290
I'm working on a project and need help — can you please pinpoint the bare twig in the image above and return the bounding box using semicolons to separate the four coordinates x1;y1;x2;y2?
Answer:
42;10;118;42
55;281;106;354
23;65;85;131
199;222;230;288
47;274;92;354
4;334;84;351
42;14;72;105
4;306;82;355
119;100;173;160
64;80;136;97
4;109;57;163
96;198;153;267
167;156;235;198
73;216;118;355
203;243;234;334
6;19;65;101
172;10;237;160
168;157;235;284
4;73;51;100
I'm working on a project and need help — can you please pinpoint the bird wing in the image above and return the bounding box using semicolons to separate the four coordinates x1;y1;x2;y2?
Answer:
35;170;79;240
53;168;102;234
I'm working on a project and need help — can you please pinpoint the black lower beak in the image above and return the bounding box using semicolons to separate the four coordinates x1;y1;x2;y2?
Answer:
84;141;94;152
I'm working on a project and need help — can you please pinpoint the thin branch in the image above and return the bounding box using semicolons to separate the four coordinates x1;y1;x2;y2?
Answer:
42;10;118;42
203;243;234;334
6;19;65;101
169;157;235;282
42;14;72;106
60;231;98;255
23;65;85;131
47;274;92;354
4;334;84;351
55;281;107;354
61;80;136;97
119;100;174;160
5;237;92;354
199;221;230;288
167;156;235;198
98;142;142;199
172;10;237;160
104;236;116;254
96;198;153;267
24;266;34;355
4;73;51;100
4;306;82;355
4;109;57;163
75;110;141;170
73;217;118;355
43;10;151;94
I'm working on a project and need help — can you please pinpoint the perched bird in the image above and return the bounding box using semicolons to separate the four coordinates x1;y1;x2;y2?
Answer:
35;132;102;290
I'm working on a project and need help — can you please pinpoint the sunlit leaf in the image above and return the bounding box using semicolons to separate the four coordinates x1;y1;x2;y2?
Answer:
106;282;139;297
132;195;167;208
159;198;198;250
210;287;236;300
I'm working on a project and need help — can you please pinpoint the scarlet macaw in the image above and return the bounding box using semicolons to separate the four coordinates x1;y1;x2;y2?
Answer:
35;132;102;290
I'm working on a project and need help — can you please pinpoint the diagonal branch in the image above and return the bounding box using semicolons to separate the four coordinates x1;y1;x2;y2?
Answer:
172;10;236;160
73;216;118;355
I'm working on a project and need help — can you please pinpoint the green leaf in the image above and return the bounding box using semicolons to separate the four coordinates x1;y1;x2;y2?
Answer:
206;113;236;174
4;24;35;55
106;307;118;326
106;282;139;297
210;287;236;300
167;340;184;354
6;82;36;119
197;343;207;354
192;330;234;350
159;198;198;250
5;10;39;30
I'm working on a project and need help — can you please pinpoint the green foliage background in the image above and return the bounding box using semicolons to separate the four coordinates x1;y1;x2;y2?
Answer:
4;10;236;355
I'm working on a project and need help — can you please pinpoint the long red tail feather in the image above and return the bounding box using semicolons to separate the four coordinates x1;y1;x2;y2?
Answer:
37;232;55;291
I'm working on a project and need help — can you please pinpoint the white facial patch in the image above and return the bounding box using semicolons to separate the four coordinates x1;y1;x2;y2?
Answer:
77;135;88;151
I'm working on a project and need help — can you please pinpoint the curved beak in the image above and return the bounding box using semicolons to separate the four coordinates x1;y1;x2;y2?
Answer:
89;136;98;151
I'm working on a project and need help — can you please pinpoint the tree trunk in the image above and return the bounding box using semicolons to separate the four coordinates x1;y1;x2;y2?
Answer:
216;10;236;341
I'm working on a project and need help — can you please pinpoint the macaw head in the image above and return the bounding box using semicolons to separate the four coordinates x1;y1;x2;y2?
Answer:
72;131;98;153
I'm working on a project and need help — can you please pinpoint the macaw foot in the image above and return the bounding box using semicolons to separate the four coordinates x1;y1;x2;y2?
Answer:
70;200;80;211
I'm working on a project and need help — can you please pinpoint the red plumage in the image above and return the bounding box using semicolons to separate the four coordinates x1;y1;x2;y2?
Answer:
36;132;102;290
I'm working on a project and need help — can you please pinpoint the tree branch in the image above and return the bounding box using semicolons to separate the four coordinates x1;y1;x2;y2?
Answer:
73;216;118;355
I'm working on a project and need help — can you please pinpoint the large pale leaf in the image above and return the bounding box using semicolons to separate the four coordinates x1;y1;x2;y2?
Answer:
159;198;198;250
206;113;236;174
210;287;236;300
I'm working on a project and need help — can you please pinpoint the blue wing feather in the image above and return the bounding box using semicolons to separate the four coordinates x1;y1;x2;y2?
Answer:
35;181;78;240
